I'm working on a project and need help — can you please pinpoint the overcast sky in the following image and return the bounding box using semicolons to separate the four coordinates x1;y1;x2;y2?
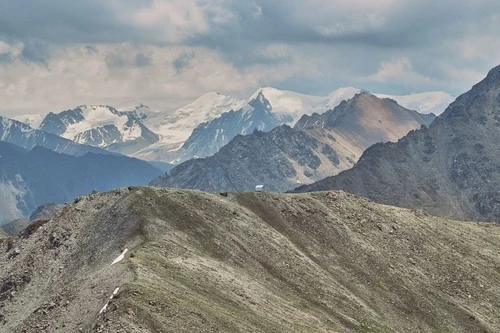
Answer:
1;0;499;115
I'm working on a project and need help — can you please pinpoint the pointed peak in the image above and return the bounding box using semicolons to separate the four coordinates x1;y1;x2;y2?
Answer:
134;102;149;109
248;86;278;102
248;90;272;109
349;91;375;102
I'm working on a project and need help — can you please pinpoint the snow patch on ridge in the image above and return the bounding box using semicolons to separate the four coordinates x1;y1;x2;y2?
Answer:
111;248;128;265
99;287;121;314
62;106;142;144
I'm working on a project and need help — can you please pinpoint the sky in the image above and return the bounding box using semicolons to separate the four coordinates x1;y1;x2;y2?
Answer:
0;0;499;116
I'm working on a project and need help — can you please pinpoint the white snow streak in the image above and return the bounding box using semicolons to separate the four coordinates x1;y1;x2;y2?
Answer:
111;248;128;265
99;287;120;314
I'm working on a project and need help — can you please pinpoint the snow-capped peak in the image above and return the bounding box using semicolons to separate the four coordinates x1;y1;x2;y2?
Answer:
138;92;247;153
374;91;454;115
247;86;360;125
178;92;246;115
11;114;44;129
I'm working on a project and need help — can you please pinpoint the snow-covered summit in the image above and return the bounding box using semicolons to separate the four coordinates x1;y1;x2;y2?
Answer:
11;114;44;129
248;86;362;125
375;91;454;115
38;105;159;154
140;92;246;153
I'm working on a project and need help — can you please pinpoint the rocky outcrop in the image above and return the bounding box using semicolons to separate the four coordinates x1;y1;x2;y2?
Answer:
295;65;500;222
29;203;64;222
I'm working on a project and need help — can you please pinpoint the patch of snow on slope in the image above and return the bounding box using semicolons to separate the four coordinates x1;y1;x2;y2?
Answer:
62;106;122;138
116;101;159;119
99;287;120;314
62;106;143;144
111;248;128;265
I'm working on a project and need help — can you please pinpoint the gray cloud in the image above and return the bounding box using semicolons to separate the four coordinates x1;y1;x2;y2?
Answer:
0;0;499;111
135;53;151;67
172;51;195;73
105;53;128;68
105;50;152;68
85;45;98;54
20;40;51;64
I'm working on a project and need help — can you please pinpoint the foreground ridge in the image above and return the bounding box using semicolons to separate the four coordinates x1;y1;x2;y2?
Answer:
1;187;500;332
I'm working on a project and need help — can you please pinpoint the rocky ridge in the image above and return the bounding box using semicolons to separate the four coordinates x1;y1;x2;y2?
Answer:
1;187;500;332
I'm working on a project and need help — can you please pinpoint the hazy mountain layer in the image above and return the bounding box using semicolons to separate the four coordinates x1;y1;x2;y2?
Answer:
0;141;162;222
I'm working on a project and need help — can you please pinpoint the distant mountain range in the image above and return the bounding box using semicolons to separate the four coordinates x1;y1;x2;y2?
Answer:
11;87;454;164
38;105;159;155
0;115;111;156
167;91;289;164
0;141;162;223
295;65;500;222
151;93;435;192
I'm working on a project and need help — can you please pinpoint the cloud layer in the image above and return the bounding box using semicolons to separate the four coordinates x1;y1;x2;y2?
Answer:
0;0;499;114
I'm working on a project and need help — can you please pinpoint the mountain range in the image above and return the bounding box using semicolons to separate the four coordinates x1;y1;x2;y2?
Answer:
0;116;112;157
12;87;453;164
38;105;159;155
151;93;435;192
295;64;500;222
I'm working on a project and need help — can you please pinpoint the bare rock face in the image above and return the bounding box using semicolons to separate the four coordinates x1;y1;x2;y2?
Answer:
295;92;435;148
1;187;500;332
152;94;434;192
151;125;347;192
295;65;500;222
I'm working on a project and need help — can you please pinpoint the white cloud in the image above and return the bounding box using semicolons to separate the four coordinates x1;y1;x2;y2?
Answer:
0;44;265;115
0;181;25;224
0;0;500;115
130;0;210;42
368;57;434;86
